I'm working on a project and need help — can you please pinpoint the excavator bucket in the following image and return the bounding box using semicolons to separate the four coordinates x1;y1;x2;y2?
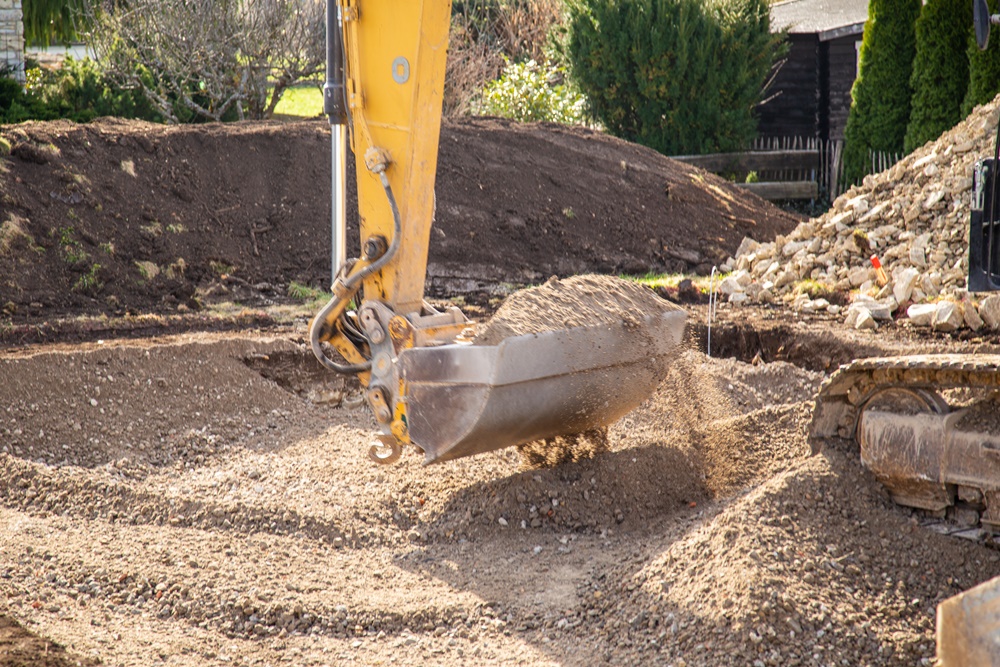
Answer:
401;307;686;463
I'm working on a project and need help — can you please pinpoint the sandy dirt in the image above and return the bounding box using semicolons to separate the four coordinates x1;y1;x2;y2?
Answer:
3;117;1000;667
3;322;1000;667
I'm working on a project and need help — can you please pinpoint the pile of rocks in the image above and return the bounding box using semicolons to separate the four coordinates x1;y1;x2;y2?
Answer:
720;94;1000;332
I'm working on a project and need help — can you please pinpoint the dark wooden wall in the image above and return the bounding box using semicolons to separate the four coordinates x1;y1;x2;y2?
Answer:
756;34;819;139
826;34;862;141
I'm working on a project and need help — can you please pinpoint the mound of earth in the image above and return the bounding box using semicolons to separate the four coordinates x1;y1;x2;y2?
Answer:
0;116;799;325
4;319;1000;665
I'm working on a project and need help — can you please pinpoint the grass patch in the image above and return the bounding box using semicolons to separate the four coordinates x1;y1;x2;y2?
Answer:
0;215;35;254
0;137;10;156
55;226;88;264
288;281;327;302
73;263;104;293
209;260;235;277
273;85;323;119
793;279;835;300
135;261;159;280
625;272;725;293
166;223;187;234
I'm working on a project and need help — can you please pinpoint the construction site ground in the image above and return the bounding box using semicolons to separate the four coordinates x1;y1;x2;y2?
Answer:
2;118;1000;667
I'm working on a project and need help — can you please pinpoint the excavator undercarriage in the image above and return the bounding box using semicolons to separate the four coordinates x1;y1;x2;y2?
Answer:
812;355;1000;532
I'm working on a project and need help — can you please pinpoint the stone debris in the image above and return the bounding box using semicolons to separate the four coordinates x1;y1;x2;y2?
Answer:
723;94;1000;331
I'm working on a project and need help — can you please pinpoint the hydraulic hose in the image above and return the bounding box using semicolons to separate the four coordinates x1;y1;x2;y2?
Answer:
310;171;403;375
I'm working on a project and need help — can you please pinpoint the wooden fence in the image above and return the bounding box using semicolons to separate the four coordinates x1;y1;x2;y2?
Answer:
672;137;904;201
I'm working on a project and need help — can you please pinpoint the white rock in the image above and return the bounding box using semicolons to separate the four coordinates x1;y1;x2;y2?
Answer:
717;276;743;296
923;189;945;210
828;304;842;315
735;237;760;258
931;301;963;332
907;303;936;326
729;292;748;305
980;294;1000;330
855;309;877;330
893;268;921;304
782;241;808;257
734;270;753;288
908;245;927;268
964;302;985;332
849;267;872;287
775;271;796;288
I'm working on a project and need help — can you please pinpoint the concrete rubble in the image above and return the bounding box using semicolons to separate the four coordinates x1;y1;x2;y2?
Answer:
722;95;1000;332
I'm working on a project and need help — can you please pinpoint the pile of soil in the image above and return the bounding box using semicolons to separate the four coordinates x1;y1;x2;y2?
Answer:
0;117;799;325
474;273;682;345
3;326;998;666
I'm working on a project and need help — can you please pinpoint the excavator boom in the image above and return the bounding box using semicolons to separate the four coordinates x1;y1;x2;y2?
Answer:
309;0;685;464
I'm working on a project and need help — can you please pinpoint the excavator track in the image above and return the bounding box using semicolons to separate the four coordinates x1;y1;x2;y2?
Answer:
812;354;1000;542
812;354;1000;440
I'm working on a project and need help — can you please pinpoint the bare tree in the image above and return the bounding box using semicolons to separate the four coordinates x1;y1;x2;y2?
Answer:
86;0;325;123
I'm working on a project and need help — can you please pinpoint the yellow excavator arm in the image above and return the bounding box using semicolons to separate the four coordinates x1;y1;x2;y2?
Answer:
310;0;685;465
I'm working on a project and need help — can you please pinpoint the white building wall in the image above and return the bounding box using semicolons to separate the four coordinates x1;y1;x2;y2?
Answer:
0;1;24;82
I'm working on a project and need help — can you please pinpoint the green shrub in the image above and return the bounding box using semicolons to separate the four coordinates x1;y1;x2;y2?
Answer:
904;0;972;153
566;0;784;155
476;59;585;123
841;0;921;186
0;57;164;124
964;0;1000;114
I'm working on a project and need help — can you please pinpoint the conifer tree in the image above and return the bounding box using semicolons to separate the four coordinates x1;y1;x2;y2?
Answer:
904;0;972;153
841;0;921;185
964;0;1000;114
567;0;783;155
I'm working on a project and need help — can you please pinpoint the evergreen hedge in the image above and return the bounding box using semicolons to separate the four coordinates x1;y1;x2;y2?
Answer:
565;0;783;155
904;0;972;153
841;0;921;186
964;0;1000;114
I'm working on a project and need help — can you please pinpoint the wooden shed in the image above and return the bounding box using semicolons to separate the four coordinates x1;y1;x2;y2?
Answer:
759;0;869;143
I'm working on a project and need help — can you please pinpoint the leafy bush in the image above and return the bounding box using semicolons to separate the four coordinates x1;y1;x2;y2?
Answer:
841;0;921;186
476;59;585;123
565;0;784;155
0;58;163;124
904;0;972;153
446;0;565;116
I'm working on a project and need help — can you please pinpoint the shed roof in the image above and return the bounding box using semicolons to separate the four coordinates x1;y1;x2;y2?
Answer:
771;0;868;41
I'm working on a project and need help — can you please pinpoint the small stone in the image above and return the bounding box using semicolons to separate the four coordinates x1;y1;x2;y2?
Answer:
964;302;985;332
717;277;743;297
907;303;936;327
892;267;920;304
854;309;877;330
980;294;1000;330
932;301;964;332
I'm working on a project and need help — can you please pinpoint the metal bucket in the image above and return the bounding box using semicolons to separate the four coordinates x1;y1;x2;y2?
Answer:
400;309;686;463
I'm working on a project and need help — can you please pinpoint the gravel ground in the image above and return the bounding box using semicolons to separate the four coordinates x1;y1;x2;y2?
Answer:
2;329;1000;666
